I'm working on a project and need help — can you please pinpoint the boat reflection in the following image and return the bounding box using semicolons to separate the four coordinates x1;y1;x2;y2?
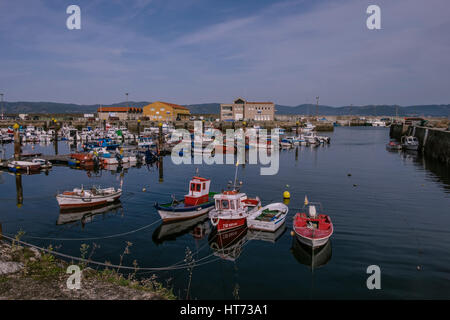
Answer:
208;225;247;262
290;237;332;270
152;214;210;245
56;201;123;227
247;223;286;243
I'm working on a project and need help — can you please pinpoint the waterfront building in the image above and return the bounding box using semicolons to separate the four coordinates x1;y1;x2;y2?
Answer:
220;98;275;121
97;106;143;121
142;101;190;121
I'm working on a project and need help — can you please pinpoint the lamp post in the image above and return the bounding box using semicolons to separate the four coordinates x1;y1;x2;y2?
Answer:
0;93;4;120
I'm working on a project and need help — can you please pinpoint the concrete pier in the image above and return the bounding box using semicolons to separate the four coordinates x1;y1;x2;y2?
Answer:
390;124;450;165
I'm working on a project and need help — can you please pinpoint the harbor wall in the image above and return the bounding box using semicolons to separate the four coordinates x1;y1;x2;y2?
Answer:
390;124;450;165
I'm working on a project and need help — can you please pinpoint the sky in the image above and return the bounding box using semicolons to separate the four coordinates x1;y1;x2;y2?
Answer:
0;0;449;106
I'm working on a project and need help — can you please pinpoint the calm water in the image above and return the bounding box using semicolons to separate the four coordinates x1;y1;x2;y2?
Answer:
1;127;449;299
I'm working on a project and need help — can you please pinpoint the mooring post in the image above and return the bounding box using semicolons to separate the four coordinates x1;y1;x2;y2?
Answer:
296;120;299;135
13;123;21;160
296;146;299;161
103;119;106;131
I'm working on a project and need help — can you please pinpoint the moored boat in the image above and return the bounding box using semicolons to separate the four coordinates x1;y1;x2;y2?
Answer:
293;196;333;248
154;176;217;222
401;135;419;151
31;158;53;169
56;185;122;210
8;160;41;173
247;202;288;232
386;139;402;150
209;191;260;232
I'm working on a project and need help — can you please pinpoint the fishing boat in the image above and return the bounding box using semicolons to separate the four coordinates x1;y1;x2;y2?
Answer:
154;176;217;222
247;202;288;232
386;139;402;150
7;160;41;173
401;135;419;151
31;158;53;169
56;185;122;210
293;196;333;248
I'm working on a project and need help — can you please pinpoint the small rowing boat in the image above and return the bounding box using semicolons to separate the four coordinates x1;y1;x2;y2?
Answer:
56;185;122;210
293;196;333;248
247;202;288;232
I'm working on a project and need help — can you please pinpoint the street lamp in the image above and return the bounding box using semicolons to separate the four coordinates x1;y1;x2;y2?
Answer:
0;93;4;120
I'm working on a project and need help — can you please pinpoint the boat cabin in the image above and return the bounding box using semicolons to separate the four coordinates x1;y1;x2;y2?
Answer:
213;191;259;213
184;176;211;206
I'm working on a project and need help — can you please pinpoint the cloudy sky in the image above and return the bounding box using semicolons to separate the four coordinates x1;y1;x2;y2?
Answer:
0;0;449;106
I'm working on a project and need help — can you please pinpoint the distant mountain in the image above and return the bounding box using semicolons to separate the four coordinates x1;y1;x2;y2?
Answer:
1;101;449;117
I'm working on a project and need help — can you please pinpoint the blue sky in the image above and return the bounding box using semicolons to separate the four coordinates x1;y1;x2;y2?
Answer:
0;0;449;106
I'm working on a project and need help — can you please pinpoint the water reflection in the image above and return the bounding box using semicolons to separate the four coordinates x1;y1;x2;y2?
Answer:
208;226;247;262
247;223;286;243
290;237;332;270
152;214;210;244
57;201;123;227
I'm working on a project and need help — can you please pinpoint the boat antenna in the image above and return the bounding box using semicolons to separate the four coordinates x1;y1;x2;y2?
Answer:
233;161;239;190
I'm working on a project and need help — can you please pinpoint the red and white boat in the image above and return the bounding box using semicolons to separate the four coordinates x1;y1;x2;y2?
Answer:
56;186;122;210
293;197;333;248
208;190;260;232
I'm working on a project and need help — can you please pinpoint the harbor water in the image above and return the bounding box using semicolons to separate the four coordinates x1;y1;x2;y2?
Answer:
0;127;449;299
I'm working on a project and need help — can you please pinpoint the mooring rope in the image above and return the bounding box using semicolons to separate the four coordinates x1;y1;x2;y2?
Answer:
4;218;163;241
0;233;220;272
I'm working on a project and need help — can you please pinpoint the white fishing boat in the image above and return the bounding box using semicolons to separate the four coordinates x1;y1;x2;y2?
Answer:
31;158;52;169
8;160;41;173
56;185;122;210
401;136;419;151
247;202;288;232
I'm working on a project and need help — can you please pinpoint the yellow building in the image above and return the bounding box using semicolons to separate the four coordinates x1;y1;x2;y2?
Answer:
142;101;190;121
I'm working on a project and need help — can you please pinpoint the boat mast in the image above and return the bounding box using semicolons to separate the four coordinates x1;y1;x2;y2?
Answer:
233;161;239;190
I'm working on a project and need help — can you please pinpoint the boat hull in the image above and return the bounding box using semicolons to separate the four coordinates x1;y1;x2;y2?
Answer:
57;192;121;209
212;216;247;232
155;201;215;222
295;233;331;248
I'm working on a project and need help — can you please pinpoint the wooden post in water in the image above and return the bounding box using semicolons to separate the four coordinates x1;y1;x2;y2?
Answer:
13;123;21;160
296;120;299;135
15;173;23;207
295;146;299;161
103;119;106;131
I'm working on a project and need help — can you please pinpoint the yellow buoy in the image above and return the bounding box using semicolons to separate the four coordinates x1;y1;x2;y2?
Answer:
283;191;290;199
